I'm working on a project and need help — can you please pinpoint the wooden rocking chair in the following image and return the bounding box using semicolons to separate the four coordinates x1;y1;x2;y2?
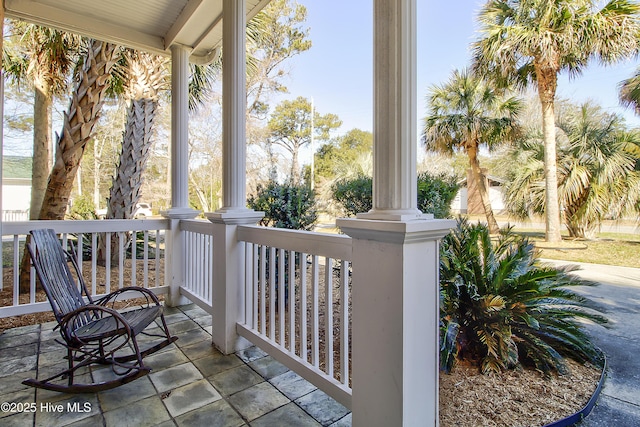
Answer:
22;228;177;393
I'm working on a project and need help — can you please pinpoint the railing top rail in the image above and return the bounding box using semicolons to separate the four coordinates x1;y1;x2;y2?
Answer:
238;225;352;261
180;219;215;236
2;219;171;236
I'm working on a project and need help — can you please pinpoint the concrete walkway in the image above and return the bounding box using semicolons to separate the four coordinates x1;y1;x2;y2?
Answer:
542;260;640;426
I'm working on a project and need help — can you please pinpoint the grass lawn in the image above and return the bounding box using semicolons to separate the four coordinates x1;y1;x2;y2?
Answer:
514;230;640;268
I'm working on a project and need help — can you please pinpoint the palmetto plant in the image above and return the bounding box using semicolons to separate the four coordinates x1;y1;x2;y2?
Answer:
439;218;606;375
504;102;640;239
473;0;640;243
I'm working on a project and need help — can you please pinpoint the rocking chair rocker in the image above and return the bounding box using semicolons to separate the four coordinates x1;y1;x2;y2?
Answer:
22;228;177;393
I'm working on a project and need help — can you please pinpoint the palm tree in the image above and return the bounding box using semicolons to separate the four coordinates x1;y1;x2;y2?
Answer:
3;22;82;219
473;0;640;242
619;69;640;115
422;68;521;233
105;51;168;222
504;102;640;238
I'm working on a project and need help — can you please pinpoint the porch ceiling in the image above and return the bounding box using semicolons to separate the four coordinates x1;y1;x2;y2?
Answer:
3;0;271;63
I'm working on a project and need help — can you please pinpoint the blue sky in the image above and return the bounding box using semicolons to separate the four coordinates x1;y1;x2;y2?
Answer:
276;0;640;134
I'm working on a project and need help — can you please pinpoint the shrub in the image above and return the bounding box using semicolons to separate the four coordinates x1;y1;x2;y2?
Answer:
417;172;459;218
439;218;606;375
331;172;459;218
69;194;97;220
331;174;372;217
247;181;318;230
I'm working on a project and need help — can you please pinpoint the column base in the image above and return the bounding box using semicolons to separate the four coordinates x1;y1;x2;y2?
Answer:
161;207;200;220
206;209;264;225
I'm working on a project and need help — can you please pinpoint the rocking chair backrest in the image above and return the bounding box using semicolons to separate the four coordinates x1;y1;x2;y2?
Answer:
27;229;94;325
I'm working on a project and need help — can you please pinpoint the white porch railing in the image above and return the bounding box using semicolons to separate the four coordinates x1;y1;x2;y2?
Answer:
1;219;169;318
179;219;214;313
236;225;353;408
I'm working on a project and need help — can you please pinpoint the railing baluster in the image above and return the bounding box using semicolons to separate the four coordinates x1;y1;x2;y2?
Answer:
325;257;334;377
341;260;350;385
269;247;276;340
91;233;98;295
300;252;308;362
288;249;296;353
131;231;137;288
143;231;149;288
118;232;125;289
253;244;259;330
260;245;267;336
106;232;112;295
12;236;19;306
311;255;319;367
278;248;285;345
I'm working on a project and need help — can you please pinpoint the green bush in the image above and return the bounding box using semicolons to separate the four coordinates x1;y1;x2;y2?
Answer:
439;218;606;375
331;172;459;218
331;174;372;217
247;181;318;230
69;194;97;220
417;172;459;218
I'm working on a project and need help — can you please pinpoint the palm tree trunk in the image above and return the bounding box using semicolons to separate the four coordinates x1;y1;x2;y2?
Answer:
38;40;118;220
30;83;52;220
468;144;499;233
536;66;563;243
19;40;118;292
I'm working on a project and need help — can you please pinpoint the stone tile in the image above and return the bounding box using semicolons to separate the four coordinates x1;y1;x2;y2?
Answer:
181;339;220;361
174;328;212;348
227;381;289;421
66;414;105;427
1;412;34;427
175;399;246;427
205;325;213;335
236;346;268;364
1;370;36;395
167;319;201;335
144;347;189;371
0;332;39;350
0;355;37;377
248;356;289;380
37;347;67;368
210;365;264;396
328;413;352;427
295;389;350;426
40;326;61;342
194;315;213;328
193;354;243;378
149;362;203;393
1;323;40;337
39;338;65;354
181;305;209;319
163;378;222;417
97;376;156;411
34;394;99;427
0;388;36;419
0;343;38;363
103;395;171;427
251;402;323;427
160;312;190;325
269;370;317;401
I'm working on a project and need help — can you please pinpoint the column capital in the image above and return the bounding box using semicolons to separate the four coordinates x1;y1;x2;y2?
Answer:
337;217;454;244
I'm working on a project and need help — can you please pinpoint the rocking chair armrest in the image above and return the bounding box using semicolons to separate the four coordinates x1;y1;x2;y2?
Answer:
95;286;161;309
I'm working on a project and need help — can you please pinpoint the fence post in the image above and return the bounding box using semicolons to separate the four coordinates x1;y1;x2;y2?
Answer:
338;218;453;427
207;213;263;354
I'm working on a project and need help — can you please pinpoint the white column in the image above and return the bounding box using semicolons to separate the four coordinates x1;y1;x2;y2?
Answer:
163;44;198;307
206;0;263;353
359;0;423;221
337;0;455;425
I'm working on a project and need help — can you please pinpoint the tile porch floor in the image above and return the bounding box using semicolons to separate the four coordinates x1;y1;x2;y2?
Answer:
0;304;352;427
